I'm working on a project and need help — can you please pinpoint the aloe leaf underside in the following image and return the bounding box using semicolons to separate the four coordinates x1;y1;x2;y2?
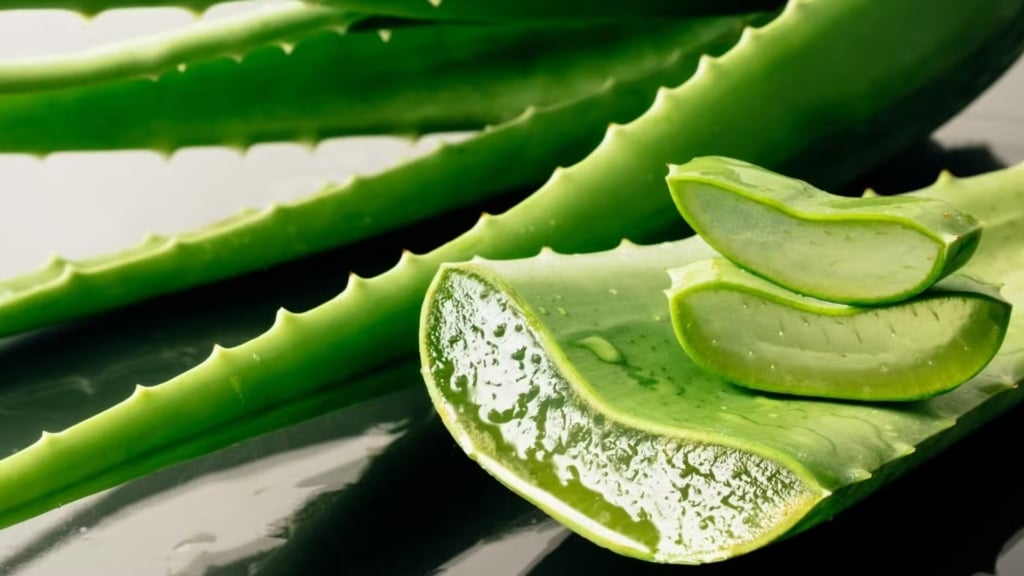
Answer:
0;0;1022;534
421;164;1024;563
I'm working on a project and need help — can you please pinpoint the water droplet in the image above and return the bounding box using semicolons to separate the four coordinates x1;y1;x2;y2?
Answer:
710;339;719;346
608;288;619;296
553;294;564;301
538;306;549;315
746;350;755;359
492;323;507;337
778;330;784;337
557;307;568;316
769;364;776;371
377;29;392;42
574;336;624;364
879;363;889;373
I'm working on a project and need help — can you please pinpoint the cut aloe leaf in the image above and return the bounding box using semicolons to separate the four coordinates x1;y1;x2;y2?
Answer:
666;257;1011;402
666;156;983;304
420;213;1024;562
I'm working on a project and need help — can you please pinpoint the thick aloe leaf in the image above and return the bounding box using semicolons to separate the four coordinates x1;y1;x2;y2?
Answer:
0;15;752;336
0;0;1020;529
667;156;983;304
667;257;1010;401
314;0;785;21
0;3;356;94
0;0;780;19
419;163;1024;563
0;0;221;14
0;18;738;153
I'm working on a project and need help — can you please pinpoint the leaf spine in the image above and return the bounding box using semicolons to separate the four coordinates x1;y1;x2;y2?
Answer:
934;169;956;186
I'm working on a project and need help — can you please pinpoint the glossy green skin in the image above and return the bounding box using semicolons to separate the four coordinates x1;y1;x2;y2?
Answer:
0;4;355;94
0;0;781;19
419;164;1024;563
667;257;1010;401
0;0;1023;531
0;19;720;152
667;156;983;304
0;16;752;336
314;0;784;21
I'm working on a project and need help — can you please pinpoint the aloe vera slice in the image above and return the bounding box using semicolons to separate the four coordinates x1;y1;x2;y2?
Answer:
420;183;1024;562
666;156;983;304
666;257;1010;401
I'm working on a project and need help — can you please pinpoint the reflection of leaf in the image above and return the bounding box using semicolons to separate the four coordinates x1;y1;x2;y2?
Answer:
0;380;427;575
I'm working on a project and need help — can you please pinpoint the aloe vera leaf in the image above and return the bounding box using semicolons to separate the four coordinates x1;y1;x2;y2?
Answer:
0;0;779;19
313;0;784;21
666;257;1010;401
0;19;739;153
0;0;1021;529
0;17;752;337
0;3;357;94
666;156;983;304
0;0;219;14
419;162;1024;563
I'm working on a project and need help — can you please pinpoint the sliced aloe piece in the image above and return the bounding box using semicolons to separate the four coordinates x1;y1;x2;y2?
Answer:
420;222;1024;563
666;257;1010;401
666;156;982;304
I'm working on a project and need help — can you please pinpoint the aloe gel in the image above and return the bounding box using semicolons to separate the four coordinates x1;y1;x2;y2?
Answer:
666;156;983;304
666;257;1011;401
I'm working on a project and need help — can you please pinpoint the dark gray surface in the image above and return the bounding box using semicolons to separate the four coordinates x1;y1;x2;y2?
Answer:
0;6;1022;575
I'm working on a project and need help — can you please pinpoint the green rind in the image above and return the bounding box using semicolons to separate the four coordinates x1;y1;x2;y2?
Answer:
0;0;1021;529
666;156;983;304
0;4;355;94
0;15;754;336
666;257;1011;401
419;163;1024;562
0;19;742;153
